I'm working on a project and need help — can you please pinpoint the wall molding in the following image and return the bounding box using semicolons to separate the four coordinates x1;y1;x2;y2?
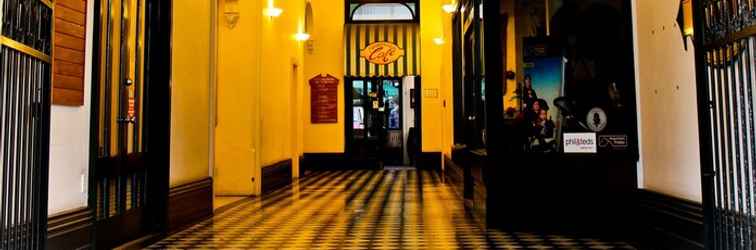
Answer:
47;208;94;250
167;177;213;233
262;159;293;194
636;189;704;250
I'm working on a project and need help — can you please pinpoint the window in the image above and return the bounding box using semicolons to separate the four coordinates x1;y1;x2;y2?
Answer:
347;1;418;22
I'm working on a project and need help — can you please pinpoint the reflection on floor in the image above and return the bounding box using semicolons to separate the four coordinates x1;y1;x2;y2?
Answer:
149;170;636;249
214;196;248;211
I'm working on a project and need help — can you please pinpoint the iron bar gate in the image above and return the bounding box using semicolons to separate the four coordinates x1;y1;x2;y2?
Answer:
694;0;756;249
0;0;52;249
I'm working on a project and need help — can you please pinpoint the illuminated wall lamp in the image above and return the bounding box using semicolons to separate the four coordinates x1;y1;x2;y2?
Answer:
433;37;445;45
264;7;283;17
294;32;311;41
442;3;457;13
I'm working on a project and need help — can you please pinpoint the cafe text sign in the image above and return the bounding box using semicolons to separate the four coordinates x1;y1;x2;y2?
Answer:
360;42;405;65
310;74;339;124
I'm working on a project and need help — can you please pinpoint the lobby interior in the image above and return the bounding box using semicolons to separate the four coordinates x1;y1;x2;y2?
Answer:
0;0;754;249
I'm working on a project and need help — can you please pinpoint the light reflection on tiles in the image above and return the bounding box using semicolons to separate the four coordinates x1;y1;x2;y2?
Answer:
148;170;636;249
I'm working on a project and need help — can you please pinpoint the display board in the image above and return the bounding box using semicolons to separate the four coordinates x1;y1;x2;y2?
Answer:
310;74;339;123
506;0;638;155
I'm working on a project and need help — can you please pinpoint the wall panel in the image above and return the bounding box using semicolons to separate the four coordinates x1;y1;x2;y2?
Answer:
634;0;702;202
53;0;88;106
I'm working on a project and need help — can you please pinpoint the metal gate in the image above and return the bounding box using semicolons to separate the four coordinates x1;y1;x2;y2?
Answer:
694;0;756;249
0;0;53;249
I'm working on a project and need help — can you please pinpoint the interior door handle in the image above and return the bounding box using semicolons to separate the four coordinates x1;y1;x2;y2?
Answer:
117;117;136;124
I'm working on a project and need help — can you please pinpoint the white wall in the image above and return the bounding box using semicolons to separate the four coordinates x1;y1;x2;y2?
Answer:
48;0;94;215
635;0;702;202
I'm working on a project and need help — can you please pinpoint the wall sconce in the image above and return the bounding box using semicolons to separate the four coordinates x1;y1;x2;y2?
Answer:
442;3;457;13
294;32;311;41
677;0;694;50
224;0;240;29
264;6;283;17
433;37;445;45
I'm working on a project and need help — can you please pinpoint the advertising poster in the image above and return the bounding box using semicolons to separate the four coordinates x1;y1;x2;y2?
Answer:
521;57;565;153
516;35;635;154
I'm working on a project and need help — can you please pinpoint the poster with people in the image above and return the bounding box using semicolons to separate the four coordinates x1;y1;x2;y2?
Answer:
520;57;565;153
502;0;638;156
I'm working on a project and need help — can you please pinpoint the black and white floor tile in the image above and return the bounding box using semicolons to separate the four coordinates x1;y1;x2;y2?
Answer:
148;170;636;249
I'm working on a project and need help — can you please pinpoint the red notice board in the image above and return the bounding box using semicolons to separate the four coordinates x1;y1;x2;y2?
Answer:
310;74;339;123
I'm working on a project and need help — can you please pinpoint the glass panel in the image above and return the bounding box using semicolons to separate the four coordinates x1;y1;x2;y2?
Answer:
352;3;414;21
383;80;401;130
366;80;377;139
353;80;365;132
97;0;146;158
352;80;364;105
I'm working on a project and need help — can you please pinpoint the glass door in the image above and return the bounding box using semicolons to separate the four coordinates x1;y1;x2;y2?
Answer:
380;79;403;165
348;78;404;166
93;0;151;247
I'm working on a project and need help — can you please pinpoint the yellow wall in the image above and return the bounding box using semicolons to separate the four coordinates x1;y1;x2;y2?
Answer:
303;0;345;153
215;0;307;195
503;0;518;110
215;0;455;182
439;5;454;158
420;0;446;153
170;0;213;187
260;0;306;170
215;0;262;195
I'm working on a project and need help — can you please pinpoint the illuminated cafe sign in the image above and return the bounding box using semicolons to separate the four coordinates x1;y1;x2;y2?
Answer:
360;42;405;65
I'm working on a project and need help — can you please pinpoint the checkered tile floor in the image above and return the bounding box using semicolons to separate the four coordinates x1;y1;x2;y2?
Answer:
148;170;636;249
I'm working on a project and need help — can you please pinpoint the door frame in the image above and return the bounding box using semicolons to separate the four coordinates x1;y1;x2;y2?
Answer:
87;0;172;248
344;76;422;167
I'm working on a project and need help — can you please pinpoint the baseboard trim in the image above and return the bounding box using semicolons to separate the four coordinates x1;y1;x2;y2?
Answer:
168;177;213;233
416;152;442;170
47;208;94;250
302;153;349;172
636;189;704;250
262;159;293;194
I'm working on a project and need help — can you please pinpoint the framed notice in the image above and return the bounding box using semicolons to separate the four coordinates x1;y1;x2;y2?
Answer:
310;74;339;123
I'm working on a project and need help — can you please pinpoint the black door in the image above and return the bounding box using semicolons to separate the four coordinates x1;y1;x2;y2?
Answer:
347;77;404;167
693;1;756;249
0;0;53;249
91;0;167;247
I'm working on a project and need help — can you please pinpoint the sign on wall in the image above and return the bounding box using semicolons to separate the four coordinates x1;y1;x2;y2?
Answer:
310;74;339;124
563;133;597;153
360;42;405;65
345;23;419;77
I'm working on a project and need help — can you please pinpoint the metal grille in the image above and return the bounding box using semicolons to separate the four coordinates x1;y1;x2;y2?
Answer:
0;0;52;249
696;0;756;249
